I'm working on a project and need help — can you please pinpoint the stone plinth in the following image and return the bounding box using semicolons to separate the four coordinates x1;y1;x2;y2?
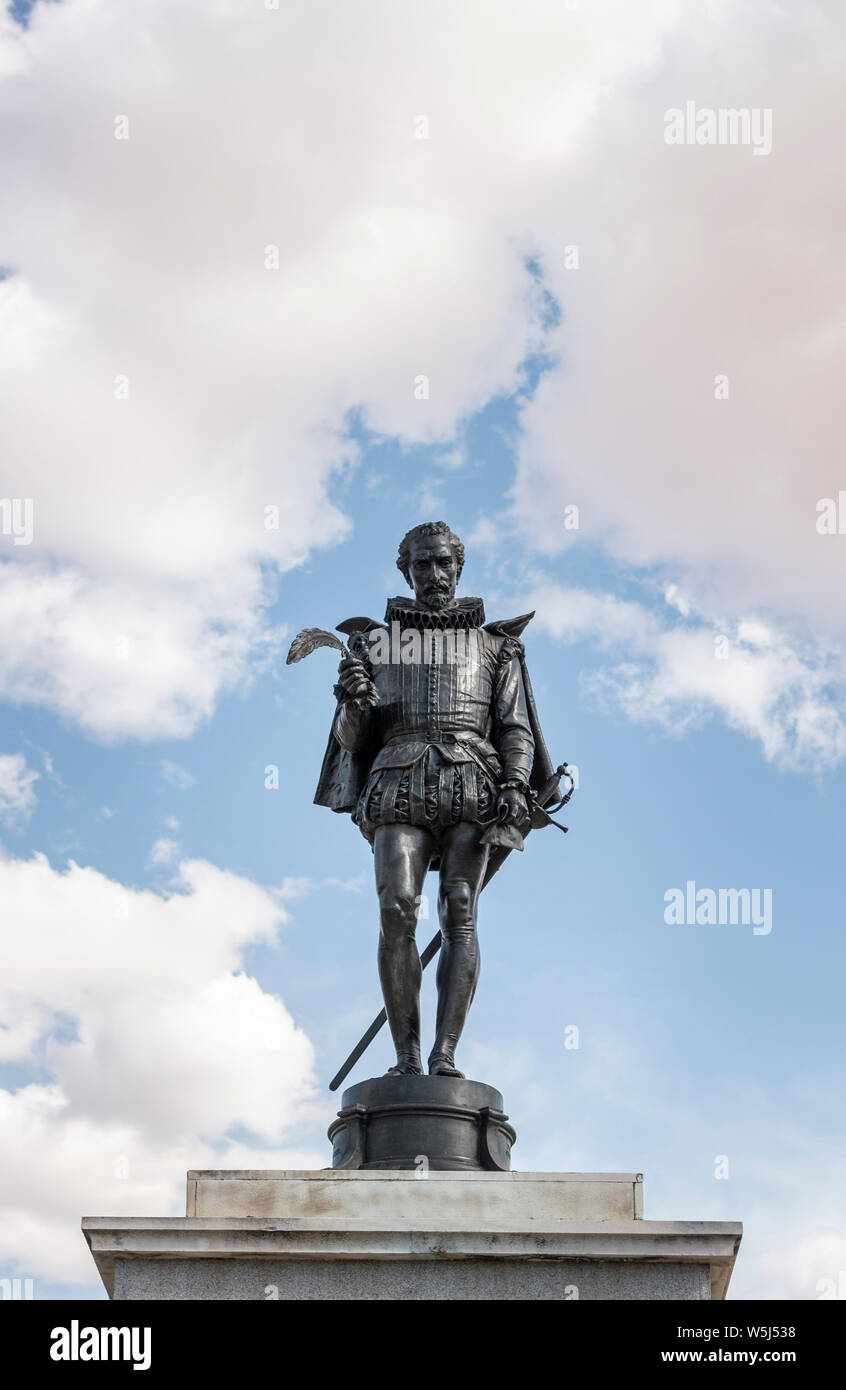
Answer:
82;1169;741;1301
187;1168;644;1222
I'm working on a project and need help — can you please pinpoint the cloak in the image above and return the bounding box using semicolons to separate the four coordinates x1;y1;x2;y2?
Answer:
313;607;561;887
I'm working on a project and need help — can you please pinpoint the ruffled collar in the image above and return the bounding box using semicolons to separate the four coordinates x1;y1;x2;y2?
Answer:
384;595;486;631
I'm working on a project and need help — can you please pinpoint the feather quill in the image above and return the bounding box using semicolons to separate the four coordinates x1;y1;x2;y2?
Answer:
285;628;349;664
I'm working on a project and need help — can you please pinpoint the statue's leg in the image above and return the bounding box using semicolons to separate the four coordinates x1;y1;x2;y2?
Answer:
428;821;490;1078
373;823;435;1076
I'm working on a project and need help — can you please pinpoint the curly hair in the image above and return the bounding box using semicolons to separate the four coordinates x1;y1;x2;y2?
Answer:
396;521;465;587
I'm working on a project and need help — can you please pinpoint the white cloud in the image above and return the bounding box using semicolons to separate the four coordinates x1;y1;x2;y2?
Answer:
0;1083;326;1289
0;851;323;1285
275;876;313;901
148;836;178;865
529;581;846;772
0;753;39;825
512;3;846;649
0;562;285;742
758;1230;846;1301
159;759;194;791
467;516;503;552
0;0;684;742
325;873;367;894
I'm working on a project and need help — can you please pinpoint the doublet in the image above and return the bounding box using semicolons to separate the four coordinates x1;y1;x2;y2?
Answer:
332;597;535;841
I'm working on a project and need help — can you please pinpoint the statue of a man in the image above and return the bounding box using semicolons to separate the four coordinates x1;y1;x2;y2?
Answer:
313;521;560;1079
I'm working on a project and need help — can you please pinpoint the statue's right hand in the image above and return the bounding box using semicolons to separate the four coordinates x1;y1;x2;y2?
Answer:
337;656;376;702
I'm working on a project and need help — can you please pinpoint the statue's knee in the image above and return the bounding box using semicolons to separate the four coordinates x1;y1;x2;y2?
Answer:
378;891;418;942
439;879;475;934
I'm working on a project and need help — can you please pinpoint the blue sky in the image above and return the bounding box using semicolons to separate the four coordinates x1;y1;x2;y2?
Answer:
2;0;846;1302
4;357;846;1299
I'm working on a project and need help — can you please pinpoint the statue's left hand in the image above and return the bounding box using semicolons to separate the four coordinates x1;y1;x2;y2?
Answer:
496;787;530;827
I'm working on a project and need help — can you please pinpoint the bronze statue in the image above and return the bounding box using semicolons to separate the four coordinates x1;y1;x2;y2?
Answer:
288;521;570;1088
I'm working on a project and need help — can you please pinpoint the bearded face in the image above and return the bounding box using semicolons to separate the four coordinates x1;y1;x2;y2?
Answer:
407;534;459;610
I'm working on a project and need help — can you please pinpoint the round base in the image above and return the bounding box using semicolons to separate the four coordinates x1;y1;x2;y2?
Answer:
328;1074;516;1171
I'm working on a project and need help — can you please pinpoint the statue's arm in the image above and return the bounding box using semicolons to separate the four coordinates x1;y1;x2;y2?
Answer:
491;641;535;788
332;692;373;752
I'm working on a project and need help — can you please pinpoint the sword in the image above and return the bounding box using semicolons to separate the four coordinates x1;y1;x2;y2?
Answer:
328;763;574;1091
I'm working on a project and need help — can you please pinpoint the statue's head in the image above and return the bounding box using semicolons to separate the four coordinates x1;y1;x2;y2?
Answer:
397;521;465;611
